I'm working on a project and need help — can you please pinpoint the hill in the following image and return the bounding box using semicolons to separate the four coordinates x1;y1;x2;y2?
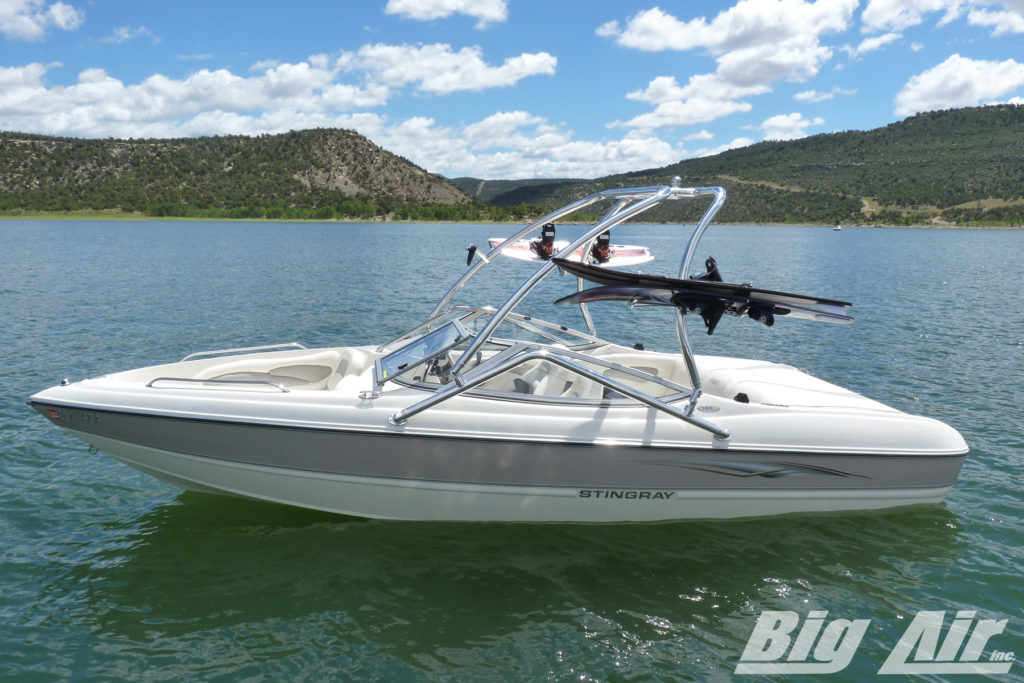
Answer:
450;177;584;205
0;128;501;220
3;106;1022;225
469;105;1024;227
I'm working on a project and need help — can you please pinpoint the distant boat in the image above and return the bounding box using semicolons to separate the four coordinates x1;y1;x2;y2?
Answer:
834;223;842;231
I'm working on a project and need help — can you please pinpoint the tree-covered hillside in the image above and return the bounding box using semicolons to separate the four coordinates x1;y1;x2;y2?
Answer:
0;129;532;221
450;177;584;204
469;105;1024;227
3;106;1022;225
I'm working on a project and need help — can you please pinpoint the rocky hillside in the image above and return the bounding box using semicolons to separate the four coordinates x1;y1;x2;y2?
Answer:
0;128;471;219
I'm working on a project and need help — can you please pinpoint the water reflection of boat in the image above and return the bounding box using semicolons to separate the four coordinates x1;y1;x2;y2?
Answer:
31;179;967;522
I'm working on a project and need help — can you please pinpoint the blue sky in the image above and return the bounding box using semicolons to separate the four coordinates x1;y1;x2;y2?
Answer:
2;0;1023;179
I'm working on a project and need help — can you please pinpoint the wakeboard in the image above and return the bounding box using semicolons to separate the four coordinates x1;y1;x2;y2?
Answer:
553;257;853;334
488;238;654;266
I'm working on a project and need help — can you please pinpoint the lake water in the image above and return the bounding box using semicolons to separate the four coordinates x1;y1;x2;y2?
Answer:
2;219;1022;680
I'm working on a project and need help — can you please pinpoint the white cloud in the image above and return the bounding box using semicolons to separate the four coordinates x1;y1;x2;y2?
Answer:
0;61;51;87
756;112;825;139
694;137;757;156
0;0;83;40
44;1;79;29
601;0;856;57
601;1;857;130
794;86;858;102
895;53;1024;114
968;6;1024;33
684;129;714;141
103;25;158;44
620;74;770;130
619;97;755;130
347;43;555;95
861;0;956;32
0;60;391;138
384;0;507;29
0;42;558;138
715;41;833;86
861;0;1024;36
462;110;547;144
626;74;769;105
625;75;688;105
0;54;585;178
845;31;902;57
595;7;708;52
594;20;620;38
366;111;691;178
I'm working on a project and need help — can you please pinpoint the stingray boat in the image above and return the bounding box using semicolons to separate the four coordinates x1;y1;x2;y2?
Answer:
30;180;967;522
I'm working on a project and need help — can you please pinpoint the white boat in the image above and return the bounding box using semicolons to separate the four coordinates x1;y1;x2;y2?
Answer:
30;180;967;522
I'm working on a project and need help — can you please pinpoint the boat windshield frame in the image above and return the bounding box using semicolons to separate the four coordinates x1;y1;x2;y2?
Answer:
373;319;471;391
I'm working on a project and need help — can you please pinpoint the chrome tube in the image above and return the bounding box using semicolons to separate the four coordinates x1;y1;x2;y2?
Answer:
677;186;727;279
180;342;307;362
537;345;692;394
430;186;681;320
390;347;729;439
478;309;604;345
429;194;607;319
146;377;290;392
577;276;596;336
672;186;726;393
675;310;703;400
577;197;631;336
449;186;673;376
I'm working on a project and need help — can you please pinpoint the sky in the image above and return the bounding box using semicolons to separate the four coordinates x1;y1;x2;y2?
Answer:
1;0;1023;180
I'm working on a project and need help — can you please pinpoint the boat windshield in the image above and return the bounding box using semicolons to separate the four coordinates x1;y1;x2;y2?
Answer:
373;306;611;392
378;306;604;355
376;309;473;354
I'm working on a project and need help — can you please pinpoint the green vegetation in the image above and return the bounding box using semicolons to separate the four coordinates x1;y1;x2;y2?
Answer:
449;177;584;204
460;105;1024;227
3;105;1023;225
0;128;534;221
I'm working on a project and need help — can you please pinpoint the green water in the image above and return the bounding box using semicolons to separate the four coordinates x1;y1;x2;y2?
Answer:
2;220;1021;680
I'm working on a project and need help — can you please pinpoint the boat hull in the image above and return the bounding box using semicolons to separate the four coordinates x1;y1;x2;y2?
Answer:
33;402;964;522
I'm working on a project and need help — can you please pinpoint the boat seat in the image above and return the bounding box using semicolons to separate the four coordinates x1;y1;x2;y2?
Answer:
512;361;551;394
326;347;376;390
212;364;333;388
701;360;893;410
601;365;686;399
515;363;605;399
590;349;689;384
476;360;603;399
558;374;603;399
196;350;343;390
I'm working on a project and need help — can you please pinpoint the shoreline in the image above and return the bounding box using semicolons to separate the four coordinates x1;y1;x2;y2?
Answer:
1;210;1020;230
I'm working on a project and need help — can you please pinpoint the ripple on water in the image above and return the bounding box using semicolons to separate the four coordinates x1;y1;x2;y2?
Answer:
2;221;1022;679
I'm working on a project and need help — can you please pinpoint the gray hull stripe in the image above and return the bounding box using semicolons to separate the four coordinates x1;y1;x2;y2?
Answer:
32;401;965;491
